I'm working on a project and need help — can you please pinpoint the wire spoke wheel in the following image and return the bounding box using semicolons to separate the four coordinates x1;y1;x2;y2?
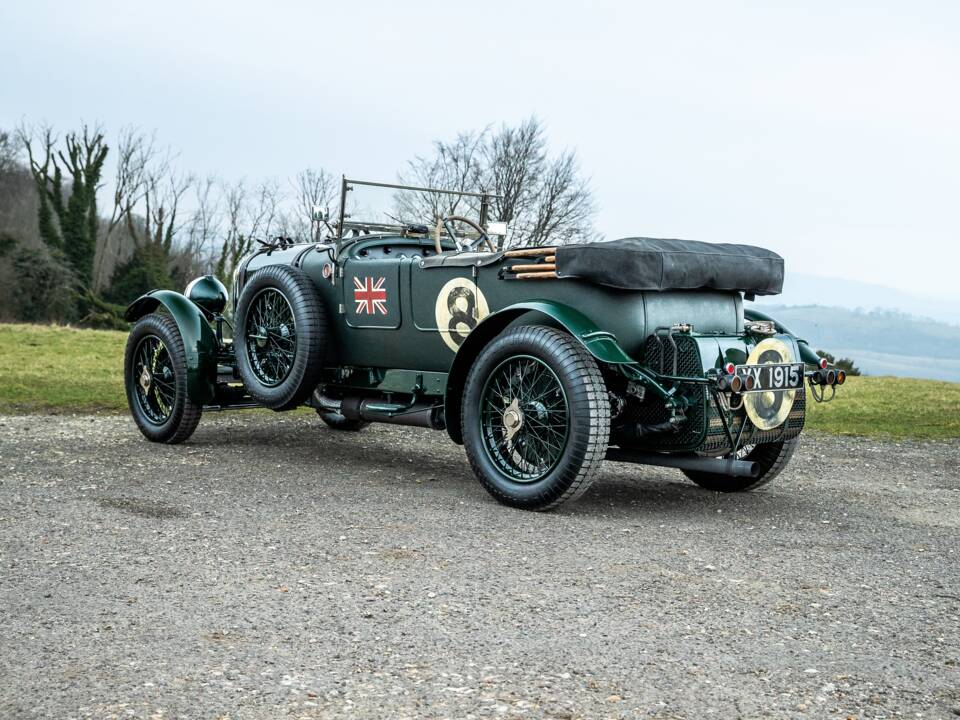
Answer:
244;288;298;387
479;355;570;483
132;334;176;425
463;326;610;510
124;313;202;444
234;265;326;411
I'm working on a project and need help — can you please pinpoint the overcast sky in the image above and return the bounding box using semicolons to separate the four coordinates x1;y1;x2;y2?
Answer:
2;1;958;301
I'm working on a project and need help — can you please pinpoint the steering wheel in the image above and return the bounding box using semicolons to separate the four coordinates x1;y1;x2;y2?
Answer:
433;215;496;255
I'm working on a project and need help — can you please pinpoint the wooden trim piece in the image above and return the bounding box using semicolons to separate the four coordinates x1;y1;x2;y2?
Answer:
515;271;558;279
509;263;556;272
503;247;557;258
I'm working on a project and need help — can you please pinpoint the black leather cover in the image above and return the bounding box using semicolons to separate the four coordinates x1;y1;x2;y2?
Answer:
555;237;783;295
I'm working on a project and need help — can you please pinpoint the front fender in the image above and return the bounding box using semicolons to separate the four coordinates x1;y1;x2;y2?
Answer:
125;290;218;404
443;299;636;444
744;308;821;365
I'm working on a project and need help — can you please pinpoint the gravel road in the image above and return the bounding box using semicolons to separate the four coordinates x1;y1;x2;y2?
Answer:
0;413;958;719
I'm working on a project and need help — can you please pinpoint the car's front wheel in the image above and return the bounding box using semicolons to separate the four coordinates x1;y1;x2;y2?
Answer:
461;325;610;511
124;313;203;444
683;437;798;492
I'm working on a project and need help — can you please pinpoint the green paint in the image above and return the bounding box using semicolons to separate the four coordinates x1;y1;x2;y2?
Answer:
499;300;637;364
116;233;850;450
124;290;217;404
185;275;229;316
324;368;448;396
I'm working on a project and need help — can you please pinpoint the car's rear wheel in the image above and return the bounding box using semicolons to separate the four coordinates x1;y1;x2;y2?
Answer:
462;325;610;511
124;313;202;444
684;437;799;492
234;265;327;411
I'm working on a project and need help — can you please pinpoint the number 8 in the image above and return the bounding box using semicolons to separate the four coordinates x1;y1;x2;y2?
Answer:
446;286;477;347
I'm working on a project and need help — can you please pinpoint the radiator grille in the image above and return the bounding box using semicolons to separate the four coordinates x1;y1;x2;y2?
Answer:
623;335;707;452
644;333;702;378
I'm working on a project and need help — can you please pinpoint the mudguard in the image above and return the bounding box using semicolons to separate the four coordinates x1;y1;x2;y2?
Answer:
125;290;218;404
444;299;637;444
744;308;821;365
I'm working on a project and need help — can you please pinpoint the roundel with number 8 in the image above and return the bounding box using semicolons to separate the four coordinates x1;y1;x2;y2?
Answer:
435;277;490;352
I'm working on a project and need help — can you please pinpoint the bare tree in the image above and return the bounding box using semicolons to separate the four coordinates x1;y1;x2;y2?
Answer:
525;151;595;246
20;123;108;297
125;150;192;254
0;129;37;249
250;178;283;240
213;179;251;287
395;117;596;249
483;117;546;245
183;175;221;259
107;128;152;235
395;130;487;227
0;130;20;176
7;119;363;323
288;168;338;241
94;127;155;288
212;179;284;294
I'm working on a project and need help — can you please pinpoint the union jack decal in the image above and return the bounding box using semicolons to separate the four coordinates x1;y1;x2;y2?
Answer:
353;276;388;315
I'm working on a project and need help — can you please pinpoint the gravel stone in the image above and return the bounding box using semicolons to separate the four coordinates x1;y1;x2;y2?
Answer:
0;413;958;718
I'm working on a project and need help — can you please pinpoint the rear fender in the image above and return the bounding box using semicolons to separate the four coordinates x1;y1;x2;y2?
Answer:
744;308;821;365
444;300;635;444
125;290;218;404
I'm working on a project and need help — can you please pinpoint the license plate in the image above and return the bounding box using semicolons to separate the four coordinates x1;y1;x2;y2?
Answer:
736;363;804;392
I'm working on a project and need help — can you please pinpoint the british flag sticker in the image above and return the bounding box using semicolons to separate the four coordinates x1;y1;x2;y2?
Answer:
353;276;388;315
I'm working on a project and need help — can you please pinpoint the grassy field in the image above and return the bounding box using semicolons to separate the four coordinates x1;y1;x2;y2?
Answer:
803;374;960;439
1;323;958;440
0;324;128;413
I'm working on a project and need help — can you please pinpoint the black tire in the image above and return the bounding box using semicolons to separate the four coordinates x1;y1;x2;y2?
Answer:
684;437;799;492
234;265;327;411
317;410;370;432
124;313;203;444
462;325;610;511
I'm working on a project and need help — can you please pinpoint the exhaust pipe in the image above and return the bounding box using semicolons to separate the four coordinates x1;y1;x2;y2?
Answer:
606;448;759;478
338;396;445;430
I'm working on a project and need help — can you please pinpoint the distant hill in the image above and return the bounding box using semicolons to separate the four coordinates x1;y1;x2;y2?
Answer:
748;304;960;382
760;273;960;327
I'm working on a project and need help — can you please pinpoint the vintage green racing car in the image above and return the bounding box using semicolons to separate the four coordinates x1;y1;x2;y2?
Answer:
123;178;844;510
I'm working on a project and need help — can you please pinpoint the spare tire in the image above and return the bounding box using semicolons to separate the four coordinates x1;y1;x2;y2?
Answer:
235;265;327;410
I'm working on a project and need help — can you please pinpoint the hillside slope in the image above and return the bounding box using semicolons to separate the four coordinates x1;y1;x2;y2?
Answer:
749;304;960;382
773;272;960;327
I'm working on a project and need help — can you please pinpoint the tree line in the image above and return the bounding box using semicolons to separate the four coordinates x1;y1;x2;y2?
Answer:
0;117;595;327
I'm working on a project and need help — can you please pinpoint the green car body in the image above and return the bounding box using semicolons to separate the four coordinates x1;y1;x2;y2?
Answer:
123;179;842;510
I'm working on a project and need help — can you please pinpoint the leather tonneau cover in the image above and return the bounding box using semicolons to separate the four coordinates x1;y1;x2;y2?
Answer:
555;237;784;295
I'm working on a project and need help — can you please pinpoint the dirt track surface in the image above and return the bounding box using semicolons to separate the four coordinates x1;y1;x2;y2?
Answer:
0;413;958;719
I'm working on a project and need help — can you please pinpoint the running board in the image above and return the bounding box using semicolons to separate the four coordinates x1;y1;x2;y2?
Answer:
606;448;759;478
203;401;261;411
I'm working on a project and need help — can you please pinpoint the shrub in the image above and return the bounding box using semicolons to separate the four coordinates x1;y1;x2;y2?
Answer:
105;243;175;307
816;350;861;376
9;245;76;323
